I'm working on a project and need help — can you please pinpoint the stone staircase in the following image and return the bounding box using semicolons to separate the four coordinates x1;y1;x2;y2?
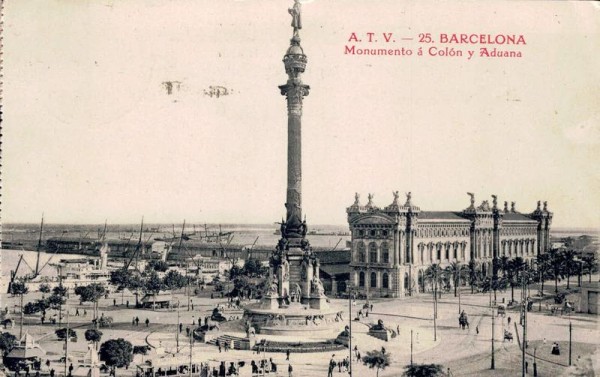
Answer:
207;334;249;350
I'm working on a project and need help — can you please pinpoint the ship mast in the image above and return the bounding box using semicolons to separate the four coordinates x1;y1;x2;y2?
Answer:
34;214;44;277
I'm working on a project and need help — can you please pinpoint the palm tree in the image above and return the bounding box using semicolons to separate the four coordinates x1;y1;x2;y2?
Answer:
362;349;391;377
402;363;444;377
536;253;550;296
424;264;443;300
499;256;510;277
467;260;479;294
506;257;525;303
10;281;29;339
444;262;466;297
548;249;564;294
582;254;597;283
562;249;578;289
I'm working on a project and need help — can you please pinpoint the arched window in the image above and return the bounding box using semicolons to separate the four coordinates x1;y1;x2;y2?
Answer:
370;272;377;288
382;273;389;289
436;245;442;261
357;242;366;263
369;243;378;264
445;245;449;260
359;272;365;287
381;242;389;264
453;246;458;259
404;273;409;290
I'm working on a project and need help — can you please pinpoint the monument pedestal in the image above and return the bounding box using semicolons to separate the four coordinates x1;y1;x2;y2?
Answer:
260;296;280;310
309;296;329;310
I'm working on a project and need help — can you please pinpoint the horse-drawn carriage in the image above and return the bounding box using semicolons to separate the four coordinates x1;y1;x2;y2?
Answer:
503;330;513;342
497;304;506;317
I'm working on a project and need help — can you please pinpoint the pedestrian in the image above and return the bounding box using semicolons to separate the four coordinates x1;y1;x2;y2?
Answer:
338;361;341;372
370;304;373;311
286;349;290;360
75;308;80;316
132;317;136;326
179;323;183;333
46;360;51;370
83;309;87;316
288;364;293;377
113;299;116;306
397;324;400;334
476;325;479;335
191;301;194;310
145;318;150;327
49;369;55;377
327;363;333;377
508;316;511;325
357;351;361;361
135;316;140;326
126;300;129;308
217;339;222;353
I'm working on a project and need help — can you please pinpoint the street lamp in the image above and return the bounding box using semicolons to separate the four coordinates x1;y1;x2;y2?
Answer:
346;280;355;376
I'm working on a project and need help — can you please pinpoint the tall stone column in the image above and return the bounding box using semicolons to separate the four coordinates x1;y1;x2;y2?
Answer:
279;35;310;242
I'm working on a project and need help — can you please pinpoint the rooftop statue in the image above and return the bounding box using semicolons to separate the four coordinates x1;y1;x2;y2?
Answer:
392;191;399;205
491;194;498;209
367;193;374;206
354;192;360;205
405;191;412;206
543;201;548;211
467;192;475;207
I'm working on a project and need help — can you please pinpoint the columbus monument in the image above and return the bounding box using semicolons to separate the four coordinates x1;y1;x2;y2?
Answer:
244;0;340;335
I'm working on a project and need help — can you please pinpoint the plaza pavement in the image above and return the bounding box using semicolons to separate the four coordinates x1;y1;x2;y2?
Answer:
1;277;598;377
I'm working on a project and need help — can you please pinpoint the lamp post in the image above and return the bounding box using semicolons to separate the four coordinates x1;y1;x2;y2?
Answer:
491;306;495;370
346;281;353;377
533;347;538;377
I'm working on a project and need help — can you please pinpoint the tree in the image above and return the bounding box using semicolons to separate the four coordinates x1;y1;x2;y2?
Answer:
163;270;187;290
548;249;565;294
506;257;525;303
562;250;578;289
499;256;510;277
402;363;444;377
444;262;466;297
75;284;106;323
467;260;479;294
126;273;144;306
536;253;550;296
10;281;29;338
47;293;66;310
23;299;49;315
582;254;597;283
144;271;165;310
99;338;133;376
0;332;17;356
146;260;169;273
39;284;51;294
110;269;131;305
55;328;77;341
362;349;391;377
85;329;103;349
52;284;68;297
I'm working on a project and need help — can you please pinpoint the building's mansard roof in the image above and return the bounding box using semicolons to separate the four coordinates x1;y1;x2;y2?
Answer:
503;212;538;223
419;211;470;222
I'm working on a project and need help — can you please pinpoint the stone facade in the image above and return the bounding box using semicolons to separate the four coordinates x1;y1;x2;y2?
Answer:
347;193;553;298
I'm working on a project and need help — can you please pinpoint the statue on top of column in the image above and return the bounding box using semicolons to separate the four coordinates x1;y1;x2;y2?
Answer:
543;201;548;212
288;0;302;37
491;195;498;209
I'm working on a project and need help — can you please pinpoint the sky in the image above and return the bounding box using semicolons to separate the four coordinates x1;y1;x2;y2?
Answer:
3;0;599;228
